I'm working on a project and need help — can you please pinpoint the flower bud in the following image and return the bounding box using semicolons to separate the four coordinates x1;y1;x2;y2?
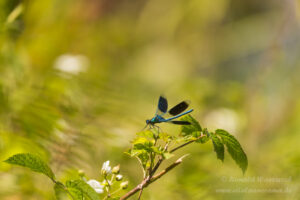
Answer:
116;174;123;181
78;169;85;177
112;164;120;174
120;181;128;189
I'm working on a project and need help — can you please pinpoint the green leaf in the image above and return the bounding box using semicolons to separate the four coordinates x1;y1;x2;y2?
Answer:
158;132;173;142
131;137;157;154
136;130;155;139
66;179;100;200
68;188;84;200
132;137;151;145
138;152;150;168
132;137;154;148
216;129;248;173
4;153;55;180
211;135;224;161
180;115;202;136
54;182;68;200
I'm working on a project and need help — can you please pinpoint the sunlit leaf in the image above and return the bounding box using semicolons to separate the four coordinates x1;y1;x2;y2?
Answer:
136;130;155;138
4;153;55;180
132;137;154;146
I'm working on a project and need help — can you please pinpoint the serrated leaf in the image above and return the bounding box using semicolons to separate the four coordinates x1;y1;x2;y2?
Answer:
54;182;68;200
216;129;248;173
132;137;154;148
180;115;202;136
4;153;55;180
211;135;224;161
131;137;156;154
66;179;100;200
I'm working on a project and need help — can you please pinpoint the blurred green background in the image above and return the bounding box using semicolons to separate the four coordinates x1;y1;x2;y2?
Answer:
0;0;300;199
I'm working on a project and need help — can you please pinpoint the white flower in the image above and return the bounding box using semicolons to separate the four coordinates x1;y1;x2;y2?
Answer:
101;160;112;175
86;179;104;194
54;54;89;75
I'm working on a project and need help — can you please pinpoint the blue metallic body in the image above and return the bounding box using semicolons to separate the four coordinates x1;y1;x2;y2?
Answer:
149;109;193;124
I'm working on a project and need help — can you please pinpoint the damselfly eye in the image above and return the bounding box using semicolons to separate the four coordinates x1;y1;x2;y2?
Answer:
146;120;150;124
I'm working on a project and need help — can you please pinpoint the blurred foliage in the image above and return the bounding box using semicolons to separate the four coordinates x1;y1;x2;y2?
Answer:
0;0;300;199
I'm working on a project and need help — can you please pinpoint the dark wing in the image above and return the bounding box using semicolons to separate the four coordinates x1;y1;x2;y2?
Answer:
168;100;190;116
155;95;168;116
169;121;191;125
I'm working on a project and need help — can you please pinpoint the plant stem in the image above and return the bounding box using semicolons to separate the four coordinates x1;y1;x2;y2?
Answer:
170;140;195;153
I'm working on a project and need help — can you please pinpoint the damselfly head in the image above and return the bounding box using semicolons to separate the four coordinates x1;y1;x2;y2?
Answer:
146;119;150;124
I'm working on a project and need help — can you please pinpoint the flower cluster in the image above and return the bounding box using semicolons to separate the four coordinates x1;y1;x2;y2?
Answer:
80;160;128;197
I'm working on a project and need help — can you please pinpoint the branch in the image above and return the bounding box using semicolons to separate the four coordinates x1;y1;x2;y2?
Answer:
149;154;188;183
121;135;204;200
120;155;188;200
151;136;203;176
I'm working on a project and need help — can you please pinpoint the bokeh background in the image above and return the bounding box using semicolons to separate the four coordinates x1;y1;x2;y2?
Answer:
0;0;300;199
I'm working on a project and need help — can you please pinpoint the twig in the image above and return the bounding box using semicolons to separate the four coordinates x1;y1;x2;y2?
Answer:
170;140;195;153
136;156;146;178
137;188;143;200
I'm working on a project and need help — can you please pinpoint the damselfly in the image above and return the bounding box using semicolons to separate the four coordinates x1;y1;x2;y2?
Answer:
145;95;193;128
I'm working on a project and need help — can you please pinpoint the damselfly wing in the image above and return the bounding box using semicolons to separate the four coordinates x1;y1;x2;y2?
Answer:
146;96;193;127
